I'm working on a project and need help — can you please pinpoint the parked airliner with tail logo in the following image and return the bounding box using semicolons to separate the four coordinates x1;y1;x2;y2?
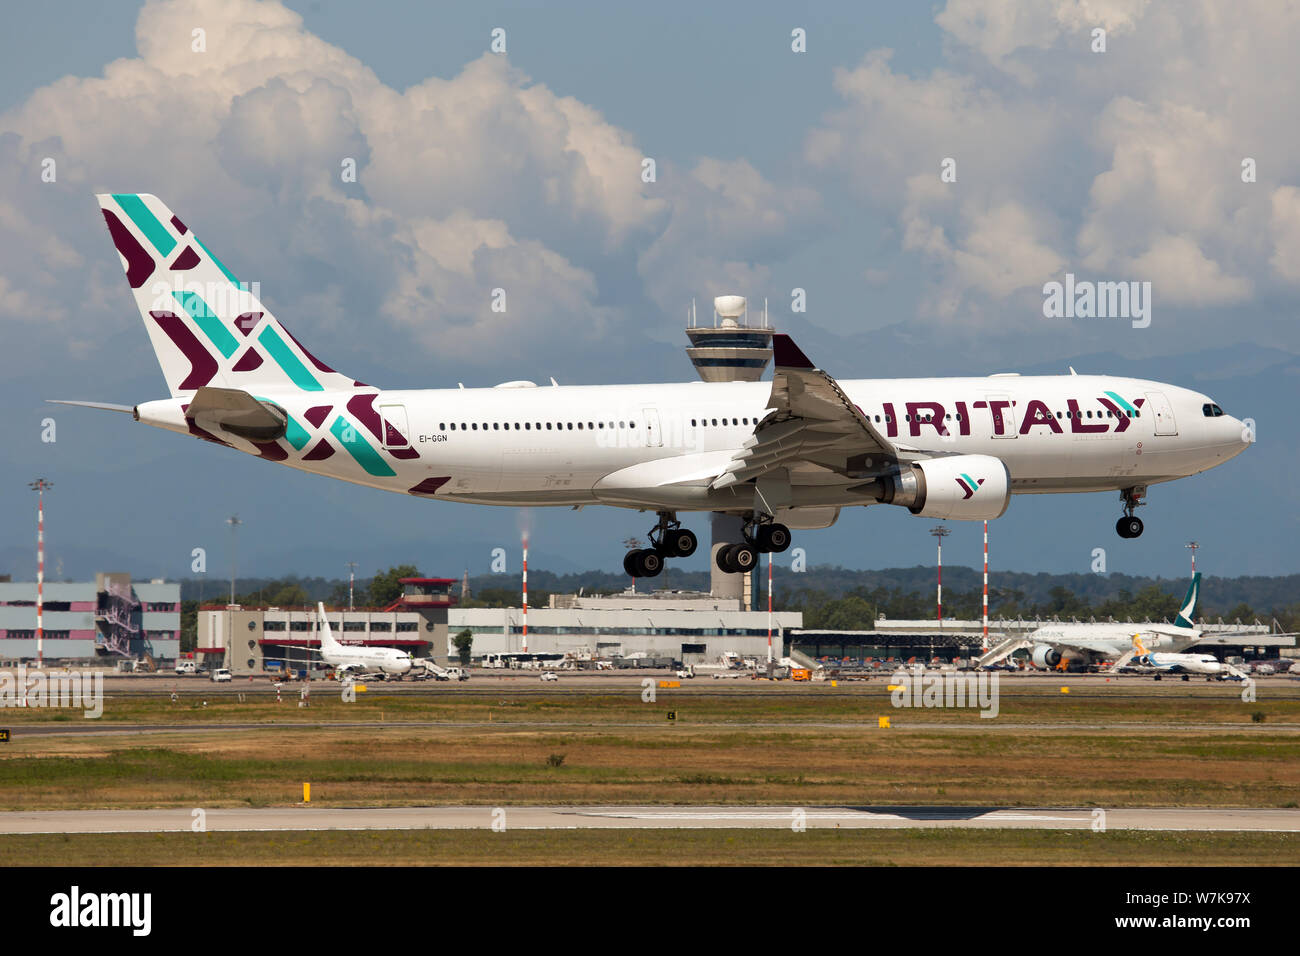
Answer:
315;602;413;678
60;195;1252;577
1124;632;1246;681
1008;573;1206;671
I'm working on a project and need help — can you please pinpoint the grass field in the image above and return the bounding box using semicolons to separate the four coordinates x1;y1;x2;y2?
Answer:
1;681;1296;811
2;828;1296;866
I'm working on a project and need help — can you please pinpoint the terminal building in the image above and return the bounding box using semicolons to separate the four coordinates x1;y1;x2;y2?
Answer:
0;572;180;662
197;581;800;674
456;589;799;663
196;578;455;675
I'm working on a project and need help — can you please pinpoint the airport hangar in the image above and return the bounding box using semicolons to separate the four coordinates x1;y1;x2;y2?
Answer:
195;578;803;675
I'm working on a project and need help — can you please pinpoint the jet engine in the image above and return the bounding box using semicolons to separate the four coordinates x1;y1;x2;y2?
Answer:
1031;644;1062;669
869;454;1011;520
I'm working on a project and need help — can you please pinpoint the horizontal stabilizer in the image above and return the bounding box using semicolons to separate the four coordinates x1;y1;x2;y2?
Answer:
187;386;287;443
46;400;134;413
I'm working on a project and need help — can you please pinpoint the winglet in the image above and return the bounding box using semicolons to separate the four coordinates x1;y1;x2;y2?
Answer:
772;333;815;370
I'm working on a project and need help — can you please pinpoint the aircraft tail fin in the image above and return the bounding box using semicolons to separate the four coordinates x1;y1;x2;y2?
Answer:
1174;572;1201;629
317;602;341;653
95;194;357;397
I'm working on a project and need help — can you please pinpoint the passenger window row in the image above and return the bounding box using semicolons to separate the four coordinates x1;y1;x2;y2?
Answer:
441;420;639;431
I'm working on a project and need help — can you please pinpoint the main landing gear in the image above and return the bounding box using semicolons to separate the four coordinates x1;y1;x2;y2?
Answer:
715;515;793;575
624;512;698;578
1116;485;1146;539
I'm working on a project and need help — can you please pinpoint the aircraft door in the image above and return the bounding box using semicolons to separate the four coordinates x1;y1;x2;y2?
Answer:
641;406;663;447
983;393;1018;438
1145;391;1177;435
379;404;411;449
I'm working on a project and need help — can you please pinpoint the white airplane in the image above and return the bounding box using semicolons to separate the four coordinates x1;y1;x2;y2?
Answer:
1017;573;1205;670
314;602;413;678
1123;634;1240;680
63;194;1252;577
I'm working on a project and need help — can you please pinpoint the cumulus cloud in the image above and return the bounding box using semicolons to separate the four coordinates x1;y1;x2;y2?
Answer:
0;0;800;376
806;0;1300;335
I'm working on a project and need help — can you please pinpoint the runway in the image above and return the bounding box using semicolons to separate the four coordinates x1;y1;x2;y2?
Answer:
1;805;1296;833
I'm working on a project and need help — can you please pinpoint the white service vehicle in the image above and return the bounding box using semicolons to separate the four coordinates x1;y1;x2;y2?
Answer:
210;668;232;683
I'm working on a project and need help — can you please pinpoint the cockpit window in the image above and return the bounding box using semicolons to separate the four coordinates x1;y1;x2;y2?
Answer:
1202;403;1224;417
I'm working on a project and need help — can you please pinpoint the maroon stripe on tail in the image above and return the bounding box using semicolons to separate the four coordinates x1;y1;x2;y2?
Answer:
304;405;332;429
102;210;155;288
346;393;384;441
169;245;200;271
232;348;263;372
150;311;218;389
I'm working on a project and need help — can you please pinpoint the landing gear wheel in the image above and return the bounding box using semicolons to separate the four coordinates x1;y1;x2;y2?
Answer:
727;543;759;573
634;549;663;577
623;551;638;577
665;528;697;558
756;523;791;553
1116;516;1143;538
716;545;734;573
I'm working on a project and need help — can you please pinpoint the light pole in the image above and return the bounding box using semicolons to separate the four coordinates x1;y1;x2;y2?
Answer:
982;520;990;653
226;514;242;605
346;561;358;610
1186;541;1199;577
29;479;53;668
930;526;951;633
521;532;529;655
767;551;774;664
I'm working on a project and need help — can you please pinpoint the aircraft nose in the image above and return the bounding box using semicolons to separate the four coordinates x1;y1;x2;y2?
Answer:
1213;416;1252;461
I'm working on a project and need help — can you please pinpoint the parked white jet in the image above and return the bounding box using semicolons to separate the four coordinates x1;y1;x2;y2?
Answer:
315;602;413;678
1018;573;1205;670
1123;634;1242;680
65;195;1253;577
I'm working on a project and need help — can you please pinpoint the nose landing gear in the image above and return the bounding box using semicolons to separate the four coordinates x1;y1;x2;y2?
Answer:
1116;485;1146;538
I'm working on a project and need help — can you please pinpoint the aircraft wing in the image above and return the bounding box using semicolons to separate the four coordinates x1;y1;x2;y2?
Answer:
712;334;900;491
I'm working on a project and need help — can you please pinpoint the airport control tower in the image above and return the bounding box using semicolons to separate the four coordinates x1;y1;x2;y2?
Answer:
686;296;774;606
685;295;774;382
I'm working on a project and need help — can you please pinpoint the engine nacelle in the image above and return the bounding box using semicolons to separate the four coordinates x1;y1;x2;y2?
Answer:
1031;644;1062;669
874;455;1011;520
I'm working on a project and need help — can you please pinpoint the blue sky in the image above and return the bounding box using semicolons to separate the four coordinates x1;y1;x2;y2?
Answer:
2;0;1297;585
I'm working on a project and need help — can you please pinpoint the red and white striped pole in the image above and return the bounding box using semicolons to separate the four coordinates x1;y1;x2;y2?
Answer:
982;520;989;652
30;478;52;670
521;533;528;654
766;551;773;663
930;525;949;631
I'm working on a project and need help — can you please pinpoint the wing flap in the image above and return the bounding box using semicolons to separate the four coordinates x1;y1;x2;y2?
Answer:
710;334;899;491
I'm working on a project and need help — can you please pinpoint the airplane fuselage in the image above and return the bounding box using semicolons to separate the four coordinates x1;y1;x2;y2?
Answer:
137;373;1250;517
